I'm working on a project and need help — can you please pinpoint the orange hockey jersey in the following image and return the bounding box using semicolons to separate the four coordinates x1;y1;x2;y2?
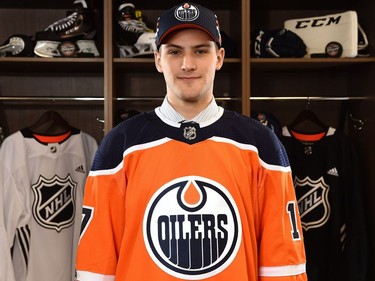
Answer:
76;110;307;281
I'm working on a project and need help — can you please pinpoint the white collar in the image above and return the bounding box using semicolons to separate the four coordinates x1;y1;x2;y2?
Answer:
155;96;224;128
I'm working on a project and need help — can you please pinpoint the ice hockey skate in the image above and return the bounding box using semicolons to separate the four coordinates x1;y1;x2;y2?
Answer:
34;0;99;58
0;34;34;57
115;2;156;58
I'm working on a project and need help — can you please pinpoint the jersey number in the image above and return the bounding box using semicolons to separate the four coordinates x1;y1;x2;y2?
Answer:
287;201;301;241
80;206;94;240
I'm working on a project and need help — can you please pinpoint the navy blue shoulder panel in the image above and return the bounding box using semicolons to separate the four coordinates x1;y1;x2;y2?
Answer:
209;110;289;167
91;112;160;171
91;110;290;171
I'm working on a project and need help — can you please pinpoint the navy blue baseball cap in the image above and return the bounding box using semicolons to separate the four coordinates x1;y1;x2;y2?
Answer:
155;3;222;49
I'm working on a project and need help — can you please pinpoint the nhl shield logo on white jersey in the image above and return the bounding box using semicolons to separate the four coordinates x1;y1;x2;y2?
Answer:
32;174;77;232
143;176;242;279
294;176;331;231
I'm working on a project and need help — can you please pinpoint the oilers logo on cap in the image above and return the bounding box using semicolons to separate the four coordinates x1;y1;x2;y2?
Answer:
143;176;242;279
154;2;222;48
175;3;199;21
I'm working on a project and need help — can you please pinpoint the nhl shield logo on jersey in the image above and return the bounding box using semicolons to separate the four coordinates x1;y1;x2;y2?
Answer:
32;174;77;232
294;176;331;231
183;126;197;140
143;176;242;279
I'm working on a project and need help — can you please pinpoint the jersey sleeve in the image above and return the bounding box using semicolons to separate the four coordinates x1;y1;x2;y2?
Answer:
0;203;17;281
0;168;17;281
0;135;28;281
257;148;307;281
75;145;126;280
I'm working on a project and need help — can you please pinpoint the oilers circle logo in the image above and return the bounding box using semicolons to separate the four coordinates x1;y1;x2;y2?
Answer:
143;176;242;279
175;3;199;22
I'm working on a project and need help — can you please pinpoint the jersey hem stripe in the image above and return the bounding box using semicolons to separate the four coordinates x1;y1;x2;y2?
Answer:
258;263;306;277
76;270;115;281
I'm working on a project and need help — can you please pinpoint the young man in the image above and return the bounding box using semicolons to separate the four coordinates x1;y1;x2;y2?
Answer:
75;3;307;281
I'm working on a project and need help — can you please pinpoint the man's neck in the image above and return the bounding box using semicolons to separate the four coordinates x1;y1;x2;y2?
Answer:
166;96;213;120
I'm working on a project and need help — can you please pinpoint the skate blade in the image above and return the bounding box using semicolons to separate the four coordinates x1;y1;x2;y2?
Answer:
34;40;99;57
76;40;100;57
34;41;61;57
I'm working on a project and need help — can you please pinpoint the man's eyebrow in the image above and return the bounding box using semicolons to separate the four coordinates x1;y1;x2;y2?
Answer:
163;44;183;49
192;43;213;49
164;43;213;49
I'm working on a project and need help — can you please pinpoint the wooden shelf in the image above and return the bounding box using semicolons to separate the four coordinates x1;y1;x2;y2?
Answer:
0;57;104;73
250;57;375;70
0;0;103;9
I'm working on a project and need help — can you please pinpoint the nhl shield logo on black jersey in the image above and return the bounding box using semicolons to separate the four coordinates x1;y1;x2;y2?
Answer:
143;176;242;279
32;174;77;232
183;126;197;140
294;176;331;231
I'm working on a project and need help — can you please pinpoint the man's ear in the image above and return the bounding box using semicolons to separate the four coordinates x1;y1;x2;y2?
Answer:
215;47;225;71
154;51;163;73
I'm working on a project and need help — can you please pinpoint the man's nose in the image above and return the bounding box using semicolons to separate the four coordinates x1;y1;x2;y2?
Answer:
181;54;197;71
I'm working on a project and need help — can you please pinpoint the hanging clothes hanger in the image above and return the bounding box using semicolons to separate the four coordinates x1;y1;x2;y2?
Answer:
288;98;328;134
349;113;365;130
28;110;72;135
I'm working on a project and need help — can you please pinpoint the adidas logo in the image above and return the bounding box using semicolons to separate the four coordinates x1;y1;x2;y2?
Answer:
327;167;339;177
75;165;86;174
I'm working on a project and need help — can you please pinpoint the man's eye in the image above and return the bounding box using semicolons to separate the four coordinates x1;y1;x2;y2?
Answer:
196;49;208;54
168;50;180;55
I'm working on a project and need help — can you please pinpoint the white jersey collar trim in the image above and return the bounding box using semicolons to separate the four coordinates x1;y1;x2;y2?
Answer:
155;96;224;128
